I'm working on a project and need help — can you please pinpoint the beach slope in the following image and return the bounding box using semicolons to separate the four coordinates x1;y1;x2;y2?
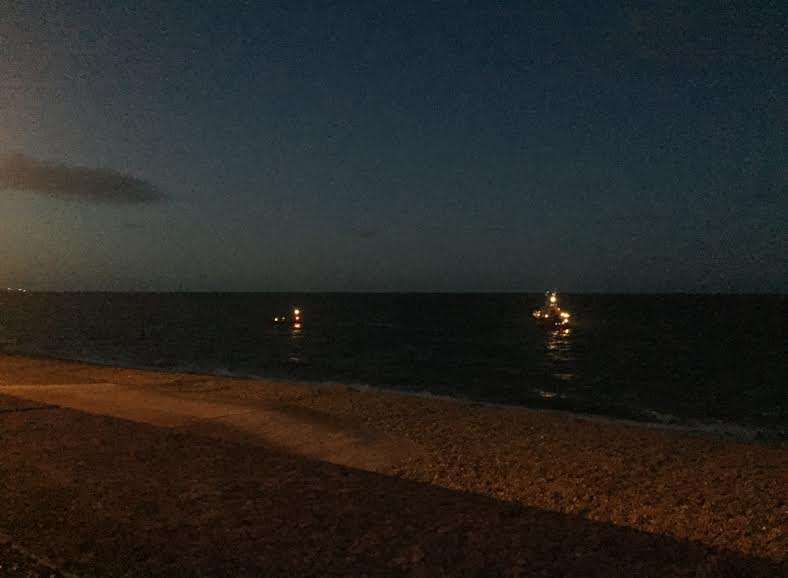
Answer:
1;354;785;576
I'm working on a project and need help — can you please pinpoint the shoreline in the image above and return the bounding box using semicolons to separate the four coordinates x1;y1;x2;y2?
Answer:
1;353;786;575
2;350;783;444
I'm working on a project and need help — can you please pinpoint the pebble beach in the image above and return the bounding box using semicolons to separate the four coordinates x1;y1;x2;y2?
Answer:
0;354;785;576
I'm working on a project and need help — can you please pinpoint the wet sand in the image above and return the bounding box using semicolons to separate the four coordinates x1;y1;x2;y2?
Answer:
1;354;785;576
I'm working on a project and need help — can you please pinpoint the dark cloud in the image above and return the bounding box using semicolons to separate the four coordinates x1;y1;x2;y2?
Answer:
0;154;163;203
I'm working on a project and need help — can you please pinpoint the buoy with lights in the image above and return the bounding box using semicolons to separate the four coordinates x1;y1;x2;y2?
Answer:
532;291;572;328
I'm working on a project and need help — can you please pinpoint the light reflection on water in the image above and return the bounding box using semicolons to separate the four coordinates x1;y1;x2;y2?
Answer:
545;327;574;365
287;320;305;365
540;327;577;397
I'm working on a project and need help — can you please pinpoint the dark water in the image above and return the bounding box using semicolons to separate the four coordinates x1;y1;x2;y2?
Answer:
0;293;784;430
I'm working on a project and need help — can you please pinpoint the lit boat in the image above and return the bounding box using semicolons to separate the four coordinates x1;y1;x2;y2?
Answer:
273;307;302;328
532;291;571;327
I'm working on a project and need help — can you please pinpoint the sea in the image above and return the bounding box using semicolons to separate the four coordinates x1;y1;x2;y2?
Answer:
0;292;784;434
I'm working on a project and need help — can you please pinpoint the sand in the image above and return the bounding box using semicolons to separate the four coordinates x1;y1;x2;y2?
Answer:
0;354;785;576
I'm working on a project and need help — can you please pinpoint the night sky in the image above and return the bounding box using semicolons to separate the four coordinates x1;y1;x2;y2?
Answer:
1;1;785;292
